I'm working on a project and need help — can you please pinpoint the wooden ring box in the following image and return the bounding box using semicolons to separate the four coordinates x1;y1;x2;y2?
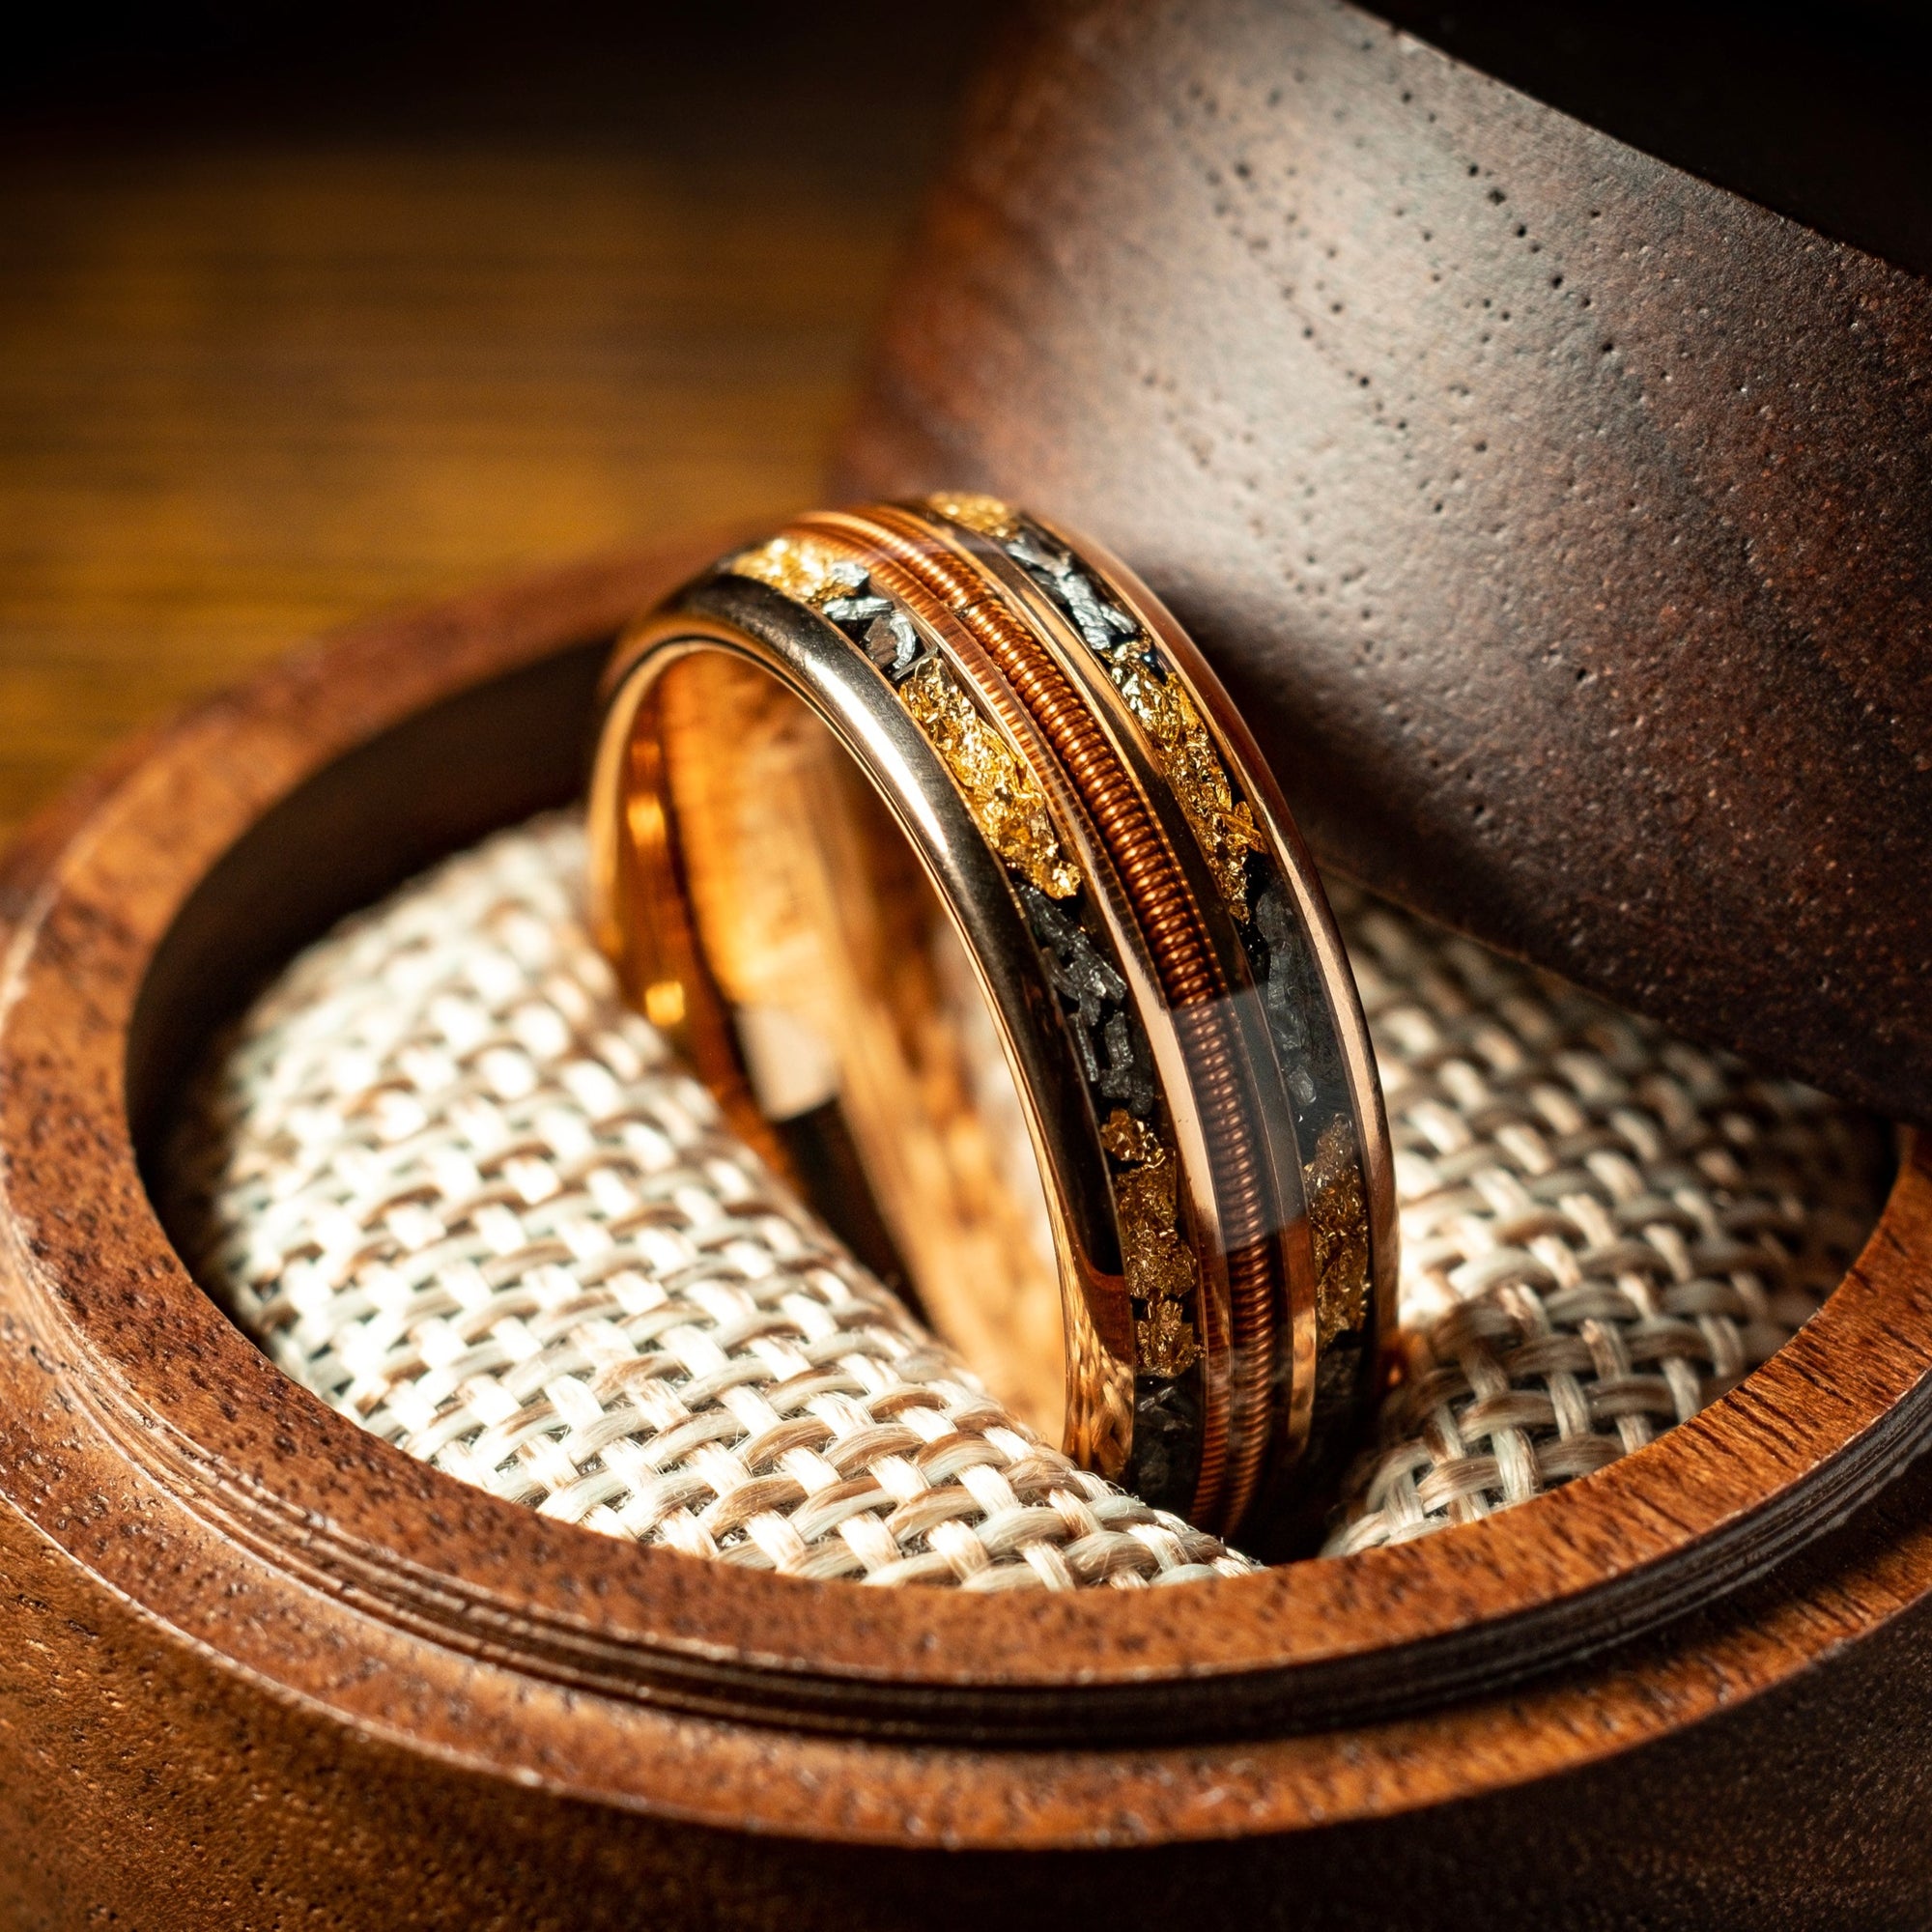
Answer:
6;3;1932;1924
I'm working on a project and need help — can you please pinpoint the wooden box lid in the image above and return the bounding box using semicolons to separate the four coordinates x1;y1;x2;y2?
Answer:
843;0;1932;1124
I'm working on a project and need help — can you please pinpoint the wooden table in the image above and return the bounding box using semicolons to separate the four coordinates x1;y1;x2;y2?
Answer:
0;11;980;848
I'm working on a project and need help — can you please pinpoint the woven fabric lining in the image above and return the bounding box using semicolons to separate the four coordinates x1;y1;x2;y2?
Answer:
171;817;1251;1589
171;817;1885;1577
1326;893;1882;1552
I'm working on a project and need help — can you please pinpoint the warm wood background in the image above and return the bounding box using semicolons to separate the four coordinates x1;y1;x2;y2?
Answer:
0;10;982;848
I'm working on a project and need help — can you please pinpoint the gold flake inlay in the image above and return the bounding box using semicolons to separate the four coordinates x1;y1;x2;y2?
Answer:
1310;1115;1370;1349
936;500;1269;920
1092;643;1266;919
898;656;1082;901
926;492;1022;542
726;534;865;608
1101;1107;1201;1375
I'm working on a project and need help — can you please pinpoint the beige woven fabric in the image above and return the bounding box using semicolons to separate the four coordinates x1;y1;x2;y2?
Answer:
171;816;1251;1590
1324;889;1885;1553
172;817;1886;1576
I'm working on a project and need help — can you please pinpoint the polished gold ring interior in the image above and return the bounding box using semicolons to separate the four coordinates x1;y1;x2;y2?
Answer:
589;497;1395;1548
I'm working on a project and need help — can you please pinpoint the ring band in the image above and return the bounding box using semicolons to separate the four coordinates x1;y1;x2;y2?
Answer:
589;497;1394;1547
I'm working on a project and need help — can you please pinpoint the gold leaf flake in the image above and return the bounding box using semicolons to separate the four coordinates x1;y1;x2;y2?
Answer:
926;492;1022;542
1099;1108;1162;1166
1101;1108;1200;1375
1136;1298;1200;1381
1310;1116;1371;1349
725;533;865;609
898;655;1081;900
1097;648;1266;920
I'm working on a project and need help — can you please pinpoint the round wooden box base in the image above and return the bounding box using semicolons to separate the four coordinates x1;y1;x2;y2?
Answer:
2;546;1929;1929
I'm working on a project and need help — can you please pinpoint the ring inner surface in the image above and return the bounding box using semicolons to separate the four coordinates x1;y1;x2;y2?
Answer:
655;648;1068;1440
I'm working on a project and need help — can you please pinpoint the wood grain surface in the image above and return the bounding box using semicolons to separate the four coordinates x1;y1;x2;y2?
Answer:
0;9;981;849
847;0;1932;1126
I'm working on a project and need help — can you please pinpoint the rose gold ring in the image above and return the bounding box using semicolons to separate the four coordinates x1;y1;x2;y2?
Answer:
589;497;1394;1548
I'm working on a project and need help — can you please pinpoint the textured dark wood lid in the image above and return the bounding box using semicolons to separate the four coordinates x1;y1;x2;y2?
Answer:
842;0;1932;1123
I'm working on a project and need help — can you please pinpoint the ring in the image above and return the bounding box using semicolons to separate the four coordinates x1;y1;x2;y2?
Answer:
589;497;1394;1547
